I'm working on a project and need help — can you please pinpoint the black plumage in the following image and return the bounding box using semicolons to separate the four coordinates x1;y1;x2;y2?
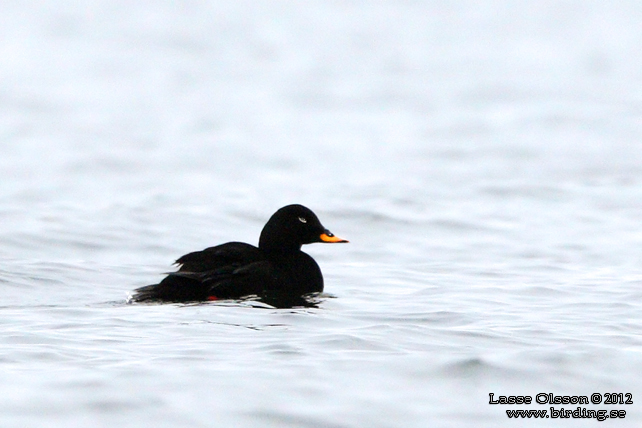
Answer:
131;204;347;306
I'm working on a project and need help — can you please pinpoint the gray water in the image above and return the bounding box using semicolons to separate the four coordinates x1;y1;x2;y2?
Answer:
2;1;642;427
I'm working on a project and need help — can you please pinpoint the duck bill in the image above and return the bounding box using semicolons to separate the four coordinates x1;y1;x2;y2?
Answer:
319;230;349;243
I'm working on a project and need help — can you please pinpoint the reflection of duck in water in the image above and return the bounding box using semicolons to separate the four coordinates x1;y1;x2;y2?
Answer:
130;204;348;307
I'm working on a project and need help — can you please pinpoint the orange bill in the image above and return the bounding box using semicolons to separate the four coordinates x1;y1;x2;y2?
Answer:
320;231;349;243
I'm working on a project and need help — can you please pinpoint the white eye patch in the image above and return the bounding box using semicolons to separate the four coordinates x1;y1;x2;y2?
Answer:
298;217;307;223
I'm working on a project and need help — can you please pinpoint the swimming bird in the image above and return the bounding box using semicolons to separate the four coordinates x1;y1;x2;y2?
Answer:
130;204;348;306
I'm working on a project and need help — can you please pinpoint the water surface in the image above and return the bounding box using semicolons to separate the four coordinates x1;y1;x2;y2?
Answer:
1;1;642;427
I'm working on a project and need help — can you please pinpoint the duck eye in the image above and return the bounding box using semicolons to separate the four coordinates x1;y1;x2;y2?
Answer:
298;217;307;223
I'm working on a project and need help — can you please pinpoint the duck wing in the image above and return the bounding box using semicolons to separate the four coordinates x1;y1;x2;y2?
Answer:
131;242;267;302
175;242;262;272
